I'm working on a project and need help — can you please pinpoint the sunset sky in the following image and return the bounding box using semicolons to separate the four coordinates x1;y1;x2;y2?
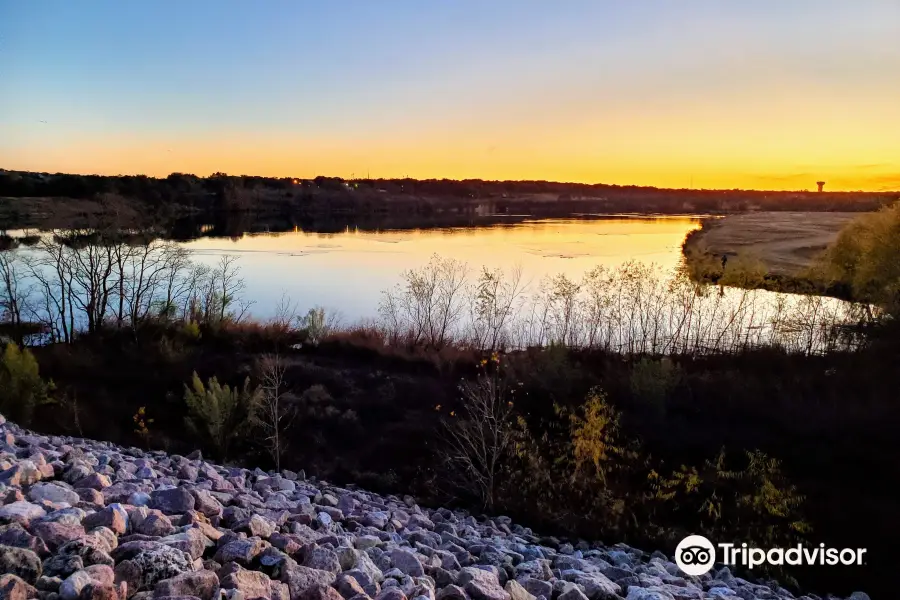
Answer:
1;1;899;191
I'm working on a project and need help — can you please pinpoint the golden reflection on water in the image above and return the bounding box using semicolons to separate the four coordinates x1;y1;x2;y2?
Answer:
182;217;702;319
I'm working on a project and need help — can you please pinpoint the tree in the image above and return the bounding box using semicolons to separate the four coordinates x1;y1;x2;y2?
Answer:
183;372;261;461
442;354;515;509
254;355;294;471
0;343;53;425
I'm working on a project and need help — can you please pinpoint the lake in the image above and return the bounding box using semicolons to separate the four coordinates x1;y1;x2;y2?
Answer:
2;214;861;353
181;215;703;322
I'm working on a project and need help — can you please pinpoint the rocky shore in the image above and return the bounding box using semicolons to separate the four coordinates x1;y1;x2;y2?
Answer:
0;415;868;600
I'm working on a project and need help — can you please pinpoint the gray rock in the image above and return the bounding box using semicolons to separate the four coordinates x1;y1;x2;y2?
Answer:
0;501;46;524
150;490;196;515
457;568;509;600
389;550;424;578
0;545;43;584
303;546;342;575
28;483;81;506
279;564;337;600
114;544;194;595
502;581;534;600
43;555;84;579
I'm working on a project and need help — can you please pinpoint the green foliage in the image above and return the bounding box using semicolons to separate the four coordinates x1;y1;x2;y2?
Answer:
299;307;332;346
0;342;54;425
647;448;810;549
629;357;681;419
492;382;808;564
181;321;201;340
183;371;261;460
819;203;900;310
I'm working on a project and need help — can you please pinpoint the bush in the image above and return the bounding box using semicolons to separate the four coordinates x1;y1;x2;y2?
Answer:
0;342;53;425
819;203;900;309
647;448;810;549
183;372;261;460
629;357;681;419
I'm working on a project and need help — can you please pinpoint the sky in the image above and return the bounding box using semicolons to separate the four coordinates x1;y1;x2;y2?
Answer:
1;1;899;191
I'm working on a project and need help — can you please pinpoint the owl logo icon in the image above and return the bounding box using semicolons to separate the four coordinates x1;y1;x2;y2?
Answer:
675;535;716;576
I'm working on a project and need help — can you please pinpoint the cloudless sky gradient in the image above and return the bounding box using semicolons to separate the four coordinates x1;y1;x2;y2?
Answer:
1;1;899;190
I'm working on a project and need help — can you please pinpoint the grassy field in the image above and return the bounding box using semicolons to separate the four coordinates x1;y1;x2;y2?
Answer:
684;211;860;277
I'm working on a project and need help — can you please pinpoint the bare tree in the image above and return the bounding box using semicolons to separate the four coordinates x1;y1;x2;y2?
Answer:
255;354;294;471
442;363;515;510
0;250;28;337
379;253;468;348
217;255;246;323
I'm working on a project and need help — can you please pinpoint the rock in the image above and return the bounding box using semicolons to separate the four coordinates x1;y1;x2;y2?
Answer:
36;575;63;592
28;483;81;506
0;522;49;555
0;545;43;584
154;571;220;600
159;529;210;561
388;550;423;578
44;555;85;579
374;589;406;600
1;462;43;487
83;506;127;536
114;545;194;595
136;514;176;538
557;588;589;600
189;492;222;520
457;569;509;600
30;521;86;552
335;575;366;600
0;414;861;600
302;546;341;575
149;490;195;516
516;581;549;600
435;586;467;600
502;581;533;600
0;574;38;600
279;565;337;600
74;475;112;491
571;574;620;600
214;539;265;566
57;537;115;568
0;501;46;524
221;569;274;599
624;588;675;600
60;570;95;600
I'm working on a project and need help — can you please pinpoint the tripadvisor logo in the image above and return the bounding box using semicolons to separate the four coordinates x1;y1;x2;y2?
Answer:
675;535;867;576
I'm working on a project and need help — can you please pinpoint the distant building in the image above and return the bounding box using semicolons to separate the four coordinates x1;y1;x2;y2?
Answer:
817;181;825;192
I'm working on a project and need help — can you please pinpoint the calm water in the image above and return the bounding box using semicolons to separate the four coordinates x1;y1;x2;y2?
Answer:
181;216;703;321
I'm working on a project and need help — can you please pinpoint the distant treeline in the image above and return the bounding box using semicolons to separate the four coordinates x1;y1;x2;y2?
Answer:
1;169;896;215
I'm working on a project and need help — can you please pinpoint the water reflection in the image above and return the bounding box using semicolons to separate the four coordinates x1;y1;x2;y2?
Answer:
178;217;703;320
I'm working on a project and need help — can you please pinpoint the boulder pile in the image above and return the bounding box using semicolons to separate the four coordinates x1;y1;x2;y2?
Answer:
0;415;868;600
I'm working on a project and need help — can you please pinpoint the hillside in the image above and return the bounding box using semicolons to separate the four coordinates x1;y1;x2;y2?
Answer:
0;414;869;600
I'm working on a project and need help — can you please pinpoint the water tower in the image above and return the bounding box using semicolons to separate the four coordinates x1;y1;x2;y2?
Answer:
816;181;825;192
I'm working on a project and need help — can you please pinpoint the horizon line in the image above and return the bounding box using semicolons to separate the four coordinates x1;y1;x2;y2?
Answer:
3;167;898;195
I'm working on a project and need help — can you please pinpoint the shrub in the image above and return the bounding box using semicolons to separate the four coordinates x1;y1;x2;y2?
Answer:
819;203;900;309
299;307;336;346
647;448;810;550
629;357;681;419
183;372;261;460
0;342;53;425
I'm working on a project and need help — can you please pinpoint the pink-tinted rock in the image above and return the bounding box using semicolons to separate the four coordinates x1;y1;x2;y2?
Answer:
153;570;219;600
30;520;86;551
0;573;38;600
221;569;274;599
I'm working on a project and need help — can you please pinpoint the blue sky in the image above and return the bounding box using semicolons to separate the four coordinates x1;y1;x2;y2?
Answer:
2;1;899;189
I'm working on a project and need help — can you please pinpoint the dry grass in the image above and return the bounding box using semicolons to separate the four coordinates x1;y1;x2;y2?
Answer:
684;211;860;277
